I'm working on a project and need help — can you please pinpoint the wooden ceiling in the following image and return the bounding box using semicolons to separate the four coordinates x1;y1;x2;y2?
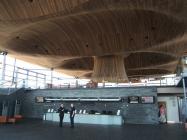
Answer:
0;0;187;82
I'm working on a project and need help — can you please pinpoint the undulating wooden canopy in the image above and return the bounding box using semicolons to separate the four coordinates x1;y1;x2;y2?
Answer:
0;0;187;82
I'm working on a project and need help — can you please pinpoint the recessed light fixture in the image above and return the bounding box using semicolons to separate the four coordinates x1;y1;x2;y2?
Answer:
151;26;156;30
45;49;49;53
33;45;38;48
99;42;103;46
28;0;33;3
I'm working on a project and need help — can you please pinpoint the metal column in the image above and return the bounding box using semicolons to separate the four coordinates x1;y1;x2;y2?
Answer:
26;70;29;88
1;52;7;83
44;75;46;88
50;68;53;88
15;68;18;88
75;77;79;88
36;73;38;88
11;58;16;85
102;81;105;88
182;76;187;122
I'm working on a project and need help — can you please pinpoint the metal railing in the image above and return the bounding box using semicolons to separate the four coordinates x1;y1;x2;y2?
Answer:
0;63;181;89
0;63;90;89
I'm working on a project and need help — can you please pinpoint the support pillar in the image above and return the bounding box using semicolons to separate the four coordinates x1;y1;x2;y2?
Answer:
36;73;38;88
1;52;7;85
44;75;46;88
50;68;53;88
75;77;79;88
182;75;187;123
11;58;16;85
93;55;128;82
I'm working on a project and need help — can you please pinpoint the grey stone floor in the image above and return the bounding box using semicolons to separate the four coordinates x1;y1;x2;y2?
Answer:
0;119;187;140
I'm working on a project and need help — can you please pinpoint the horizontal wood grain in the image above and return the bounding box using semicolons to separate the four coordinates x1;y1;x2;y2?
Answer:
0;0;187;81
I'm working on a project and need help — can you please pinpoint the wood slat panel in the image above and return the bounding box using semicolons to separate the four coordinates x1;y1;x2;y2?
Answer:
0;0;187;81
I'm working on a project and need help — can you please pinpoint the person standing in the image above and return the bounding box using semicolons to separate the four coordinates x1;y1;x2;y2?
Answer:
57;104;65;127
70;103;75;128
158;104;167;124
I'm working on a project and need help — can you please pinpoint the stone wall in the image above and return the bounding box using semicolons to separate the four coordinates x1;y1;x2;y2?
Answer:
17;87;159;124
0;88;25;116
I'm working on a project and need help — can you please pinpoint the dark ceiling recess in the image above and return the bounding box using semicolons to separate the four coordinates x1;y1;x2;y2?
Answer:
28;0;33;3
16;36;20;39
99;42;103;46
145;36;149;39
33;45;38;48
130;38;133;41
151;26;156;30
45;49;49;54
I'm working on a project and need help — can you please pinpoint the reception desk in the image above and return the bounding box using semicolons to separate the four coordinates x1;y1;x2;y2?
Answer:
44;113;123;125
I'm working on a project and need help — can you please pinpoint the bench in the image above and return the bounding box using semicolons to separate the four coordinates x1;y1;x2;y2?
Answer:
0;116;7;124
8;118;16;124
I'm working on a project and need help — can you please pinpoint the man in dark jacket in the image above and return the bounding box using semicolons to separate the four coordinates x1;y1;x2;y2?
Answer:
57;104;65;127
70;103;75;128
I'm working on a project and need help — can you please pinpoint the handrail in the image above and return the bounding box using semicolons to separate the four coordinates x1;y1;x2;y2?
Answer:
5;64;46;76
0;60;181;89
0;80;12;86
